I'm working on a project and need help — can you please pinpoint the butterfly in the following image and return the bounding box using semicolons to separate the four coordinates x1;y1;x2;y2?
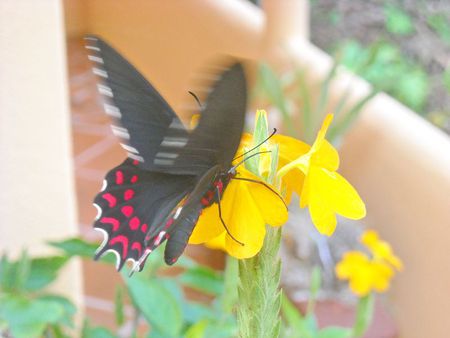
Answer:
85;36;248;274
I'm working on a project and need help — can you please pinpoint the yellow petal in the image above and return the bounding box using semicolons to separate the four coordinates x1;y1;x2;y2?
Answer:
204;232;227;252
273;134;310;162
310;114;333;154
303;167;336;235
312;140;339;171
189;203;224;244
281;168;304;205
237;168;288;227
224;179;266;259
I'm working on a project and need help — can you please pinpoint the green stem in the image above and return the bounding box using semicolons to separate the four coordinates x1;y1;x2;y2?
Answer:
351;293;374;338
237;226;282;338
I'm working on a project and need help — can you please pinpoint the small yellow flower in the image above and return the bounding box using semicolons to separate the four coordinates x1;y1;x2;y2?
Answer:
336;230;402;296
277;114;366;236
361;230;403;270
335;251;394;296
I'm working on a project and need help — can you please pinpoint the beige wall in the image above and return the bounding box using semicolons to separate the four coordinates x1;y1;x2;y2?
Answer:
0;0;82;307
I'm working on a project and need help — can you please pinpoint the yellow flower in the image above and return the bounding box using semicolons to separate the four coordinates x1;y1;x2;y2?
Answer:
335;230;402;296
190;110;293;259
189;167;287;259
277;114;366;236
335;251;394;296
361;230;403;270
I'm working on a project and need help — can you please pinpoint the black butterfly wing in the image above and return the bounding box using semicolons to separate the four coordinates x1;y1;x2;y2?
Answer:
85;36;246;175
93;159;196;270
170;63;247;171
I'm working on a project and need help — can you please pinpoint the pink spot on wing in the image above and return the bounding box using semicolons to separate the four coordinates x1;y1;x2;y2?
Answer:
164;218;174;229
109;235;128;259
141;223;148;233
131;242;142;255
121;205;133;217
132;160;139;165
116;171;124;185
100;217;120;231
129;216;140;230
131;175;138;184
102;193;117;207
124;189;135;200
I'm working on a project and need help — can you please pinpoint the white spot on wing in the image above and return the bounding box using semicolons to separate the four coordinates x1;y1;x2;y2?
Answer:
169;119;185;130
161;136;188;148
120;143;139;154
93;203;102;220
88;55;104;64
103;103;121;118
97;84;113;97
101;179;107;191
85;45;100;51
93;67;108;78
156;152;179;159
174;207;183;220
111;125;130;139
154;158;174;166
154;231;167;246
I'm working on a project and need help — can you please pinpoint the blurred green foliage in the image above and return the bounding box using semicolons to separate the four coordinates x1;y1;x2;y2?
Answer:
384;4;414;36
427;13;450;45
335;40;429;113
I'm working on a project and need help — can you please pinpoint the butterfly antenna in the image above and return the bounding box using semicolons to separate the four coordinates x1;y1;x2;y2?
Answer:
229;150;272;173
188;91;203;110
233;128;277;162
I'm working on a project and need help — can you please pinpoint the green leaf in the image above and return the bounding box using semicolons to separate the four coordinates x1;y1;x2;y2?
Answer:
395;69;429;112
351;293;375;338
427;14;450;44
317;327;352;338
24;256;68;291
82;320;117;338
306;266;321;315
384;5;414;35
37;294;76;327
184;319;208;338
179;266;223;296
280;293;306;335
49;237;117;265
126;275;183;337
114;286;125;326
0;295;65;338
48;238;97;258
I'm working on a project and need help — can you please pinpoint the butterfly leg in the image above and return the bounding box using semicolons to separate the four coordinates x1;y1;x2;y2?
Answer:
215;185;244;246
231;177;287;209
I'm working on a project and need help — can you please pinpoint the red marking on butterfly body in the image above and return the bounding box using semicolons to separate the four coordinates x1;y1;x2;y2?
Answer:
102;193;117;207
115;171;124;184
121;205;133;217
100;217;120;231
109;235;129;259
124;189;135;200
129;216;140;230
131;242;142;255
131;175;138;183
141;223;148;233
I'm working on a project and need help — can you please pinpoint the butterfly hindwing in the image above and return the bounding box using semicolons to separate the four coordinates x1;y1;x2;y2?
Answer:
93;159;196;270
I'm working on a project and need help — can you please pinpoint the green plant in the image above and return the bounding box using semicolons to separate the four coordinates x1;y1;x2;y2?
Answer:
255;62;376;144
0;251;77;338
335;40;429;113
384;4;414;36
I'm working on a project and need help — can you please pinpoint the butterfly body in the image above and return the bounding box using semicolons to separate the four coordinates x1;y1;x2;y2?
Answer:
86;36;247;272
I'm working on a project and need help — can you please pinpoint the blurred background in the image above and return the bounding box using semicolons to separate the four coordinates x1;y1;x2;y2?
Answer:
1;1;449;337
